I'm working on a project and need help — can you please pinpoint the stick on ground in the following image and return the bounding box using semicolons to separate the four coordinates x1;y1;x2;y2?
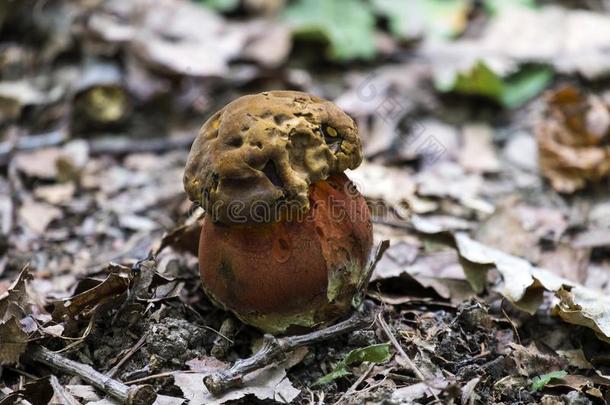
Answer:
204;302;376;395
27;345;156;405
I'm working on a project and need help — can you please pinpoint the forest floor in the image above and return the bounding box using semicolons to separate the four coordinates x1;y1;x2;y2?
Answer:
1;0;610;404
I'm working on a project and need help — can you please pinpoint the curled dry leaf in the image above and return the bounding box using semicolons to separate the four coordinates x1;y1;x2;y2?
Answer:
51;266;132;321
174;365;300;405
0;266;33;365
537;86;610;193
413;215;610;342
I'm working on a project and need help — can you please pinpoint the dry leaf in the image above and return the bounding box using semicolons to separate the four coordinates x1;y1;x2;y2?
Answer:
537;86;610;193
459;123;500;174
18;199;62;235
425;6;610;80
51;269;131;321
174;365;300;405
0;317;29;364
413;215;610;341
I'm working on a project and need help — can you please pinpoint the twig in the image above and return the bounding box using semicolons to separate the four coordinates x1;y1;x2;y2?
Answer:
107;333;148;378
26;345;157;405
49;375;81;405
89;133;196;156
376;314;443;402
124;370;182;386
333;362;375;405
375;313;425;381
0;129;196;166
203;302;377;395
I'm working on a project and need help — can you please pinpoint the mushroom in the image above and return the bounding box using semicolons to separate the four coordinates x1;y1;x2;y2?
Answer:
184;90;373;334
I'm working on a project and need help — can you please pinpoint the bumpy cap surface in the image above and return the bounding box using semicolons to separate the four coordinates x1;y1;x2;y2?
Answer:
184;91;363;223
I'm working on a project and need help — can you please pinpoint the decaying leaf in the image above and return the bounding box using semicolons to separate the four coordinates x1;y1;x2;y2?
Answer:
391;377;448;403
0;266;32;320
283;0;376;61
371;0;470;40
174;365;300;405
413;215;610;341
88;0;287;77
424;5;610;80
0;266;34;364
0;316;29;365
51;266;132;321
536;85;610;193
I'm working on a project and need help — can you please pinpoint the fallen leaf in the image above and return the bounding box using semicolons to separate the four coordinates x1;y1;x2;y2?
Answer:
536;86;610;193
424;5;610;80
283;0;376;61
531;370;568;392
240;20;291;68
34;183;76;206
313;343;391;386
0;317;29;364
14;148;63;179
186;356;229;373
174;365;300;405
391;377;448;402
556;349;593;370
371;0;469;40
0;266;32;321
51;269;132;321
435;60;553;108
459;124;500;174
413;215;610;341
18;199;62;235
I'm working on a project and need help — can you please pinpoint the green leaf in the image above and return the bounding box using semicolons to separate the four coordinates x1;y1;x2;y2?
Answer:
484;0;537;16
436;60;553;108
500;65;553;108
447;60;505;100
282;0;376;61
531;370;568;392
198;0;240;12
312;367;351;387
312;343;391;386
371;0;470;40
342;343;392;366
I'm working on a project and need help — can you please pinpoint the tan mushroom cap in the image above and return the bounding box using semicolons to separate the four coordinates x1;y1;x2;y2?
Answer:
184;90;363;224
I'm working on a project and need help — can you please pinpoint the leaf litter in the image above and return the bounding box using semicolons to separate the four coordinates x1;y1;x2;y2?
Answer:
2;0;610;404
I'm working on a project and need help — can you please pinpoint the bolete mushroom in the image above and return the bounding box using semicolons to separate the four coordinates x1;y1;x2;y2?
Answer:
184;90;373;334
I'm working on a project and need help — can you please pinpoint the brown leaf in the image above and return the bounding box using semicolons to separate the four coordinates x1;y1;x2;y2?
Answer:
51;270;131;321
0;266;32;322
0;316;29;365
459;124;500;174
186;356;229;373
537;86;610;193
509;343;566;378
18;199;62;235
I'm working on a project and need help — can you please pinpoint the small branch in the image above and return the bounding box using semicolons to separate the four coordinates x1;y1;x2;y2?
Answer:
203;302;377;395
375;313;425;381
107;333;148;379
0;129;196;166
89;133;196;156
26;345;156;405
49;375;81;405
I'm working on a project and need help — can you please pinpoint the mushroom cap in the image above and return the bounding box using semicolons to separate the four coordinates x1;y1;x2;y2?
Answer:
184;90;363;224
